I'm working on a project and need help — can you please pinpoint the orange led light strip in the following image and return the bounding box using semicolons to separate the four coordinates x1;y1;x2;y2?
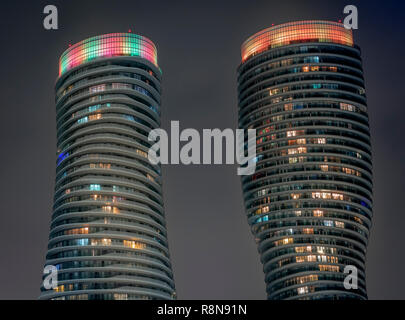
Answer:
241;20;354;63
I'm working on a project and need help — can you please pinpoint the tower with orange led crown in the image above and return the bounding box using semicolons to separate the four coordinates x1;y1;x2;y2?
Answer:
237;21;372;300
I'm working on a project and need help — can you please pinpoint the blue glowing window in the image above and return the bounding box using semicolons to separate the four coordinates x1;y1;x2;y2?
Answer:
304;56;320;63
88;104;100;112
57;151;69;165
90;184;101;191
123;115;135;121
324;220;334;227
76;239;88;246
77;116;88;124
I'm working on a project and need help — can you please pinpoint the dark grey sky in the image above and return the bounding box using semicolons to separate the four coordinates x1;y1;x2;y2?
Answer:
0;0;404;299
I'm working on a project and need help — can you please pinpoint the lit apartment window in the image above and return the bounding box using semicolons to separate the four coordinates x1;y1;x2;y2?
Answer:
340;102;355;112
313;209;324;217
317;246;326;254
136;149;148;158
320;164;329;172
90;184;101;191
66;227;89;235
308;255;317;262
284;103;293;111
113;293;128;300
324;220;334;227
302;228;314;234
123;240;146;250
275;237;294;246
77;116;88;124
319;265;340;272
262;206;269;213
295;246;312;253
91;238;112;246
88;113;102;121
297;286;309;295
89;84;106;93
296;256;305;263
335;221;345;228
54;285;65;293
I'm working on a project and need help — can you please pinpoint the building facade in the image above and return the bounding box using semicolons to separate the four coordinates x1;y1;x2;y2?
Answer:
237;21;372;300
40;33;176;300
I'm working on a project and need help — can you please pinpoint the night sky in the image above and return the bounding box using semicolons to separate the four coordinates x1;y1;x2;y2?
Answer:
0;0;404;299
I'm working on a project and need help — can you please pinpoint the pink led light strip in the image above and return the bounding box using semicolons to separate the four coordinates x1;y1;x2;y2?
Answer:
59;33;158;76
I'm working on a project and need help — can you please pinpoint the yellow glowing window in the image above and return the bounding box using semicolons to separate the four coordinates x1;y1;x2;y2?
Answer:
298;274;318;284
54;285;65;293
313;209;324;217
269;88;279;96
340;102;355;111
89;113;102;121
275;237;293;246
307;255;317;262
136;149;148;158
291;193;300;200
312;192;333;199
91;238;111;246
295;246;312;253
296;256;305;263
319;265;340;272
67;227;89;235
123;240;146;250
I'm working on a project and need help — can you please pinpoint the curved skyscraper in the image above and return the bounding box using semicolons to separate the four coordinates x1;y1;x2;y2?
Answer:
237;21;372;300
40;33;176;300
